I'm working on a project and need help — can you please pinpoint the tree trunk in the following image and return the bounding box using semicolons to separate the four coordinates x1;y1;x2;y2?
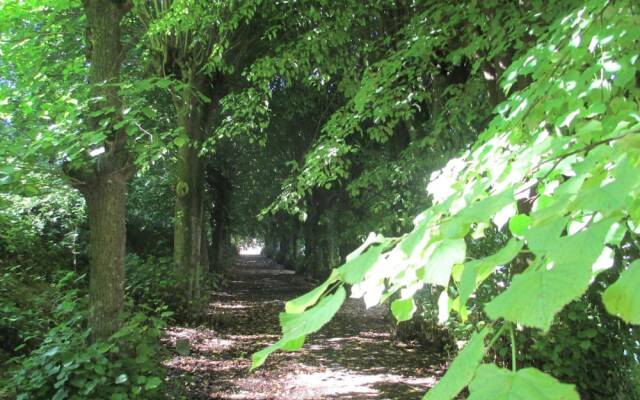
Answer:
174;131;205;301
84;175;127;340
209;169;231;271
290;224;298;268
75;0;132;341
278;231;289;265
200;213;210;275
171;71;225;300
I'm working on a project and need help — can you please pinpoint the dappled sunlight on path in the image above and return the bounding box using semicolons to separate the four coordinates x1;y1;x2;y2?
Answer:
163;255;445;399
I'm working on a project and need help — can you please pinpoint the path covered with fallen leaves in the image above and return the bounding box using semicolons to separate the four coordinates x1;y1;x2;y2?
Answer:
164;255;446;399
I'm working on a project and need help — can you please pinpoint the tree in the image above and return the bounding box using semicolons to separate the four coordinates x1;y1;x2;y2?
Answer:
135;0;283;298
0;0;136;340
76;0;135;340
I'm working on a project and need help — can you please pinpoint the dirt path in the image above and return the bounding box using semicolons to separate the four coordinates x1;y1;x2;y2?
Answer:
164;255;446;399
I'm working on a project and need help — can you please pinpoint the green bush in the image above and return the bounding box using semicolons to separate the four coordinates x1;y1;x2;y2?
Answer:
0;268;85;360
4;300;168;400
511;290;640;399
0;266;53;357
125;254;222;322
0;265;171;400
0;192;87;274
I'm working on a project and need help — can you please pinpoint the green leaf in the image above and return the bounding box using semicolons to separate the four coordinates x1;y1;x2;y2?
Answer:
456;189;516;226
458;239;523;307
422;238;466;287
44;346;60;357
115;374;128;384
508;214;530;236
280;335;305;351
251;286;347;370
141;106;156;119
94;364;106;375
486;220;612;331
0;175;12;185
52;389;67;400
603;260;640;324
285;269;338;313
174;135;188;148
468;364;579;400
391;297;416;322
399;219;430;256
575;120;602;141
337;242;389;284
573;155;639;214
523;217;568;255
422;328;490;400
144;376;162;390
346;232;386;261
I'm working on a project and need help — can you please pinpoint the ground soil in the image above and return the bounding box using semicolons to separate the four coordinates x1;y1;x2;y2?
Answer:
164;255;446;399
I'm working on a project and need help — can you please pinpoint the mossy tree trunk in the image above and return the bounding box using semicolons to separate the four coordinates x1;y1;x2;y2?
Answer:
172;77;210;302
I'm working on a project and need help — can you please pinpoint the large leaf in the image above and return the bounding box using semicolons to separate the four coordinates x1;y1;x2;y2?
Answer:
251;286;346;369
422;238;466;287
285;269;339;313
468;364;579;400
523;217;568;255
603;260;640;324
399;219;431;259
422;328;490;400
347;232;387;261
486;220;612;331
573;155;639;215
337;241;391;284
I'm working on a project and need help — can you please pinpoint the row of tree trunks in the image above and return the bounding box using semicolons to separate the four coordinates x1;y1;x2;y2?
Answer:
262;189;339;280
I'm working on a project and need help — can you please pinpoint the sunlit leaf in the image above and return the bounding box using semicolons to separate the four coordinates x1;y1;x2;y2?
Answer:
603;260;640;324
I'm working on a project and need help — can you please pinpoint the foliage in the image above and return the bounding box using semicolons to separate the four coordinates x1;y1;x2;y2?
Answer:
0;268;82;362
253;1;640;399
2;0;639;397
0;190;86;273
7;310;167;400
126;165;174;257
514;296;640;399
0;266;168;400
125;254;222;322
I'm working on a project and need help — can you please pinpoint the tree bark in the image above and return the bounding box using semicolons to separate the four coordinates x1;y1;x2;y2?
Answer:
209;168;231;271
172;76;222;298
77;0;132;341
200;212;210;275
302;192;321;277
84;174;127;340
173;108;205;301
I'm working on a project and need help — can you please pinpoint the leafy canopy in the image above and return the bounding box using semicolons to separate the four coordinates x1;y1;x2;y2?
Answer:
252;1;640;399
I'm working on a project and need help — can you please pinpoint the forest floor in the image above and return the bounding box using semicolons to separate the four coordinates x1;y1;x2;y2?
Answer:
163;255;446;399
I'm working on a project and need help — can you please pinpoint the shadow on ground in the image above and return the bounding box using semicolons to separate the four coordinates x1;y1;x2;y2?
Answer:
163;255;446;400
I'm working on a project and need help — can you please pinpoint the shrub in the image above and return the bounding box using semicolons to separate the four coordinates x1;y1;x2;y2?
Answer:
5;303;168;400
0;192;87;275
125;254;222;323
0;267;170;400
